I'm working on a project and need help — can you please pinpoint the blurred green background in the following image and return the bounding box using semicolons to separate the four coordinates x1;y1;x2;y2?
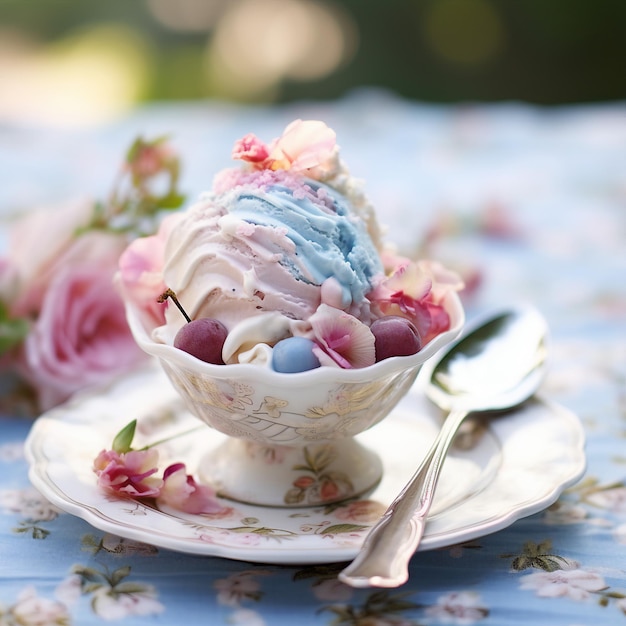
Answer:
0;0;624;126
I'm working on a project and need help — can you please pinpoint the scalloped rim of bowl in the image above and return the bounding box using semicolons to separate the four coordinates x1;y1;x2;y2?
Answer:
125;291;465;386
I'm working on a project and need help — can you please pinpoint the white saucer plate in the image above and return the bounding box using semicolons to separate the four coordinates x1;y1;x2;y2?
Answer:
25;365;586;565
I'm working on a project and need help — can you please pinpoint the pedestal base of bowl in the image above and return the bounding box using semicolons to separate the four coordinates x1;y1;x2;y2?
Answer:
198;436;383;508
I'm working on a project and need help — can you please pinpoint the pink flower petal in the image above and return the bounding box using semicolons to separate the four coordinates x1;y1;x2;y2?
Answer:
309;304;375;369
232;133;270;164
368;257;464;344
93;449;163;498
158;463;228;515
117;212;183;328
268;120;337;173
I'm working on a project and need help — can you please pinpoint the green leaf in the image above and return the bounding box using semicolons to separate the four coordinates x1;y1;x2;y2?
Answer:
511;556;532;571
291;465;314;473
73;565;104;583
125;136;145;164
536;555;568;572
113;581;150;595
110;565;131;586
155;191;186;210
83;582;104;594
32;526;50;540
284;488;306;505
0;302;29;355
112;420;137;453
311;446;335;472
320;524;368;535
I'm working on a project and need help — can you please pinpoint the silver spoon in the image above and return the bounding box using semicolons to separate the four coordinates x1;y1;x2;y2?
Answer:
339;305;549;588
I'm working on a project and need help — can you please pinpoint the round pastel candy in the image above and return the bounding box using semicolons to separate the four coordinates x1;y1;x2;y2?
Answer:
370;315;422;361
272;337;321;373
174;318;228;365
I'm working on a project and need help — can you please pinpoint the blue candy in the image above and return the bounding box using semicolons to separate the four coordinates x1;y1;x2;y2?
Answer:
272;337;321;373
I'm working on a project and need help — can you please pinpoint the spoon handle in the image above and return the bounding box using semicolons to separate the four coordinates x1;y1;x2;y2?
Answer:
339;409;468;588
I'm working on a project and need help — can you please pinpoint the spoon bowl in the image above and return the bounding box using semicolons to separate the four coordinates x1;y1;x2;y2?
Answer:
423;306;548;414
339;305;549;588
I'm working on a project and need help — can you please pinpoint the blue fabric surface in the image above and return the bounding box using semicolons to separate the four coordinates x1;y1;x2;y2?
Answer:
1;91;625;624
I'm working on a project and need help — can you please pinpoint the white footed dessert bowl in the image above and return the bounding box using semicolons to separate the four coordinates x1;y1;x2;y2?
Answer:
124;292;464;508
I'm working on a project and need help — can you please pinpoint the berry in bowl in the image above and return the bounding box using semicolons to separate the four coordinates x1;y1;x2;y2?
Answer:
120;120;464;507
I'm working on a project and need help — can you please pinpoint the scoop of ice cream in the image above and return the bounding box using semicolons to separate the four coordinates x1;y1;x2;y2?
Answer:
154;168;384;361
133;120;464;370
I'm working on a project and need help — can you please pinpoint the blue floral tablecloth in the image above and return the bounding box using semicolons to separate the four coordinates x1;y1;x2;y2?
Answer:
1;91;625;624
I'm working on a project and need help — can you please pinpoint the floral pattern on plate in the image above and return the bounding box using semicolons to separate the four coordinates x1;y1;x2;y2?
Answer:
25;365;585;564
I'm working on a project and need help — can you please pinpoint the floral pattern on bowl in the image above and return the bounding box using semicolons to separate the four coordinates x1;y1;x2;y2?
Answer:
124;291;464;506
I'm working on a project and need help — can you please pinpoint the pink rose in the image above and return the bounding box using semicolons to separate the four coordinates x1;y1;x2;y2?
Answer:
117;212;183;328
8;199;95;317
231;120;338;179
93;448;163;497
267;119;337;174
0;256;18;302
231;133;270;163
158;463;228;515
21;256;144;410
127;140;175;179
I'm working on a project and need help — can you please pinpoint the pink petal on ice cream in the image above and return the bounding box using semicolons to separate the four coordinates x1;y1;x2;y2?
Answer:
309;304;375;369
232;133;270;163
268;120;337;173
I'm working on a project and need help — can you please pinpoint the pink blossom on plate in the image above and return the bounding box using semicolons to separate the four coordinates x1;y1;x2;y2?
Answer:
117;212;183;328
158;463;228;515
309;304;375;369
21;260;144;410
93;448;163;498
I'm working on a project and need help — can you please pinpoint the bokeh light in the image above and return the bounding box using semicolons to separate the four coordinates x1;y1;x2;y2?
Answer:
147;0;226;33
0;23;151;127
204;0;357;101
0;0;622;128
423;0;504;66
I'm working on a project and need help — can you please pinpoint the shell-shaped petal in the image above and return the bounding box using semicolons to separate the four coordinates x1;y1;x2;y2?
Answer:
309;304;375;369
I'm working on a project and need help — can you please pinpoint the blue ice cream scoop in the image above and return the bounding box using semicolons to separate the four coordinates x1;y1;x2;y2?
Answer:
229;177;383;311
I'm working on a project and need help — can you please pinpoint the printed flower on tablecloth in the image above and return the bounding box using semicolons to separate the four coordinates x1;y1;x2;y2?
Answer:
0;586;71;626
0;136;185;412
0;486;62;539
69;564;164;620
321;590;421;625
424;591;489;624
519;568;608;601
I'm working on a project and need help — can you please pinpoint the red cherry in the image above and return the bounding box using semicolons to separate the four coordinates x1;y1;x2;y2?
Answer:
370;315;422;361
174;318;228;365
